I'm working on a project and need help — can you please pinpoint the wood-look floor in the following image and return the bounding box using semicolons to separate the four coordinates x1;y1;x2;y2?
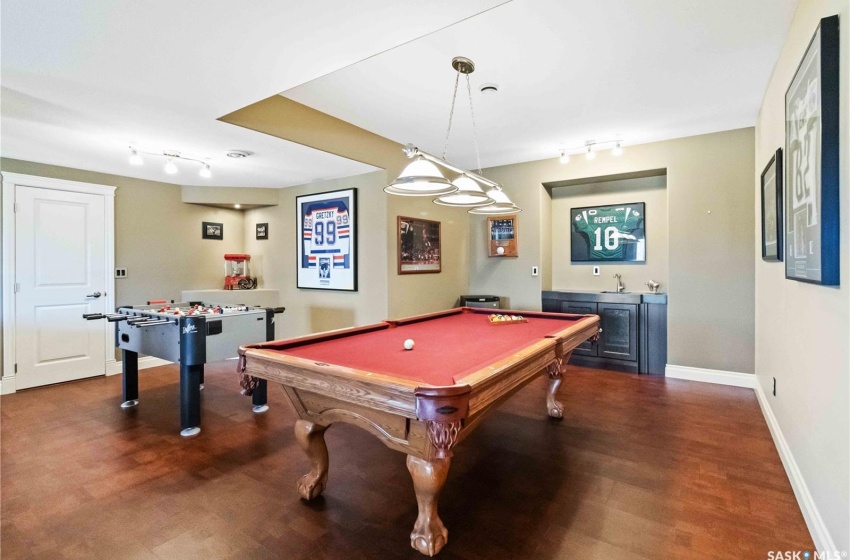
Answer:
1;363;812;559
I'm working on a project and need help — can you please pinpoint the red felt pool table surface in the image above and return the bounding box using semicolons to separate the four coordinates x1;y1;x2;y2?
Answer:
266;309;587;386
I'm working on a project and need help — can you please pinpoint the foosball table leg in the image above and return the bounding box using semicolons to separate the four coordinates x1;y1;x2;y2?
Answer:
179;364;202;437
252;379;269;414
121;349;140;409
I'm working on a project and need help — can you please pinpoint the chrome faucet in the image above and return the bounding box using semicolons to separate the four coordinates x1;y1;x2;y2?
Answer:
614;273;624;293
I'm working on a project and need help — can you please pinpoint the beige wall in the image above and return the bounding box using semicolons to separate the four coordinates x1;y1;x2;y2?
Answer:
550;175;668;292
243;171;389;338
386;195;470;319
754;0;849;551
469;128;755;374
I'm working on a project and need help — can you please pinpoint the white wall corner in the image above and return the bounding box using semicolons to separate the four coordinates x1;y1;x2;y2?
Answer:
665;364;756;388
754;381;836;553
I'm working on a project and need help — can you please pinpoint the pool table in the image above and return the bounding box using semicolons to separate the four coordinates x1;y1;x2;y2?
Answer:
237;307;599;556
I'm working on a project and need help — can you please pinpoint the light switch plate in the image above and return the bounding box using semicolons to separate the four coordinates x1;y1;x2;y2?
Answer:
531;266;539;276
592;266;600;276
115;268;128;279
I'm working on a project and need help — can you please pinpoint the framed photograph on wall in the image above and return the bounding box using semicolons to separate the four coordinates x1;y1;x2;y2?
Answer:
760;148;783;262
488;215;518;257
296;188;357;291
256;223;268;240
202;221;223;240
784;15;840;285
398;216;441;274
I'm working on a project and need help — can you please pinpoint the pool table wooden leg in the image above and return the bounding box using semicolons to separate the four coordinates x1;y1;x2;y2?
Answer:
406;455;450;557
546;355;570;419
294;419;329;500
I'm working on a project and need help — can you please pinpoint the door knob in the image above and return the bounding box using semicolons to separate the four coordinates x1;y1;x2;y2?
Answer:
86;291;102;298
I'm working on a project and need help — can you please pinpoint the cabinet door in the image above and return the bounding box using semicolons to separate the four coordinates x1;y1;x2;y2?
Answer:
597;303;637;362
561;301;597;356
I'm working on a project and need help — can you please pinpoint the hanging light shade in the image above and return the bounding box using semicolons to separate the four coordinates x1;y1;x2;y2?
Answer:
433;175;494;207
468;188;521;215
384;157;457;196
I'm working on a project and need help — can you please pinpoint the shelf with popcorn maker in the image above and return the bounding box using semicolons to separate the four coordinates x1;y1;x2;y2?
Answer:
224;254;257;290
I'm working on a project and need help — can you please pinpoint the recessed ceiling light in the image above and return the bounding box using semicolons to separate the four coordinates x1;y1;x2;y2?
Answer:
226;150;252;158
480;83;499;94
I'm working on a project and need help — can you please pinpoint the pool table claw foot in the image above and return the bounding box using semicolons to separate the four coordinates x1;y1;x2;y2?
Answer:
407;455;450;557
546;359;566;419
295;420;329;500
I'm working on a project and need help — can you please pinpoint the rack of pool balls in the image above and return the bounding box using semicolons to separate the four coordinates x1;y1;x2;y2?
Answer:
488;313;527;325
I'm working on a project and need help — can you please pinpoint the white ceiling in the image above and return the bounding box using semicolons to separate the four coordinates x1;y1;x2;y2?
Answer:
0;0;510;186
2;0;797;187
285;0;798;171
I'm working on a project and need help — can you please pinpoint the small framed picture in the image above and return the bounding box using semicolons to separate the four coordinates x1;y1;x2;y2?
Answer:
488;215;518;257
202;221;223;240
398;216;441;274
256;223;268;240
760;148;783;262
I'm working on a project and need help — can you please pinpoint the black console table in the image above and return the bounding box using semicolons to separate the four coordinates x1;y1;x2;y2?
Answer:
542;290;667;375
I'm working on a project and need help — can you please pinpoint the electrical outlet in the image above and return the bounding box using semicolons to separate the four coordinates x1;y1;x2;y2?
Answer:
592;266;600;276
772;377;776;396
115;268;128;279
531;266;539;277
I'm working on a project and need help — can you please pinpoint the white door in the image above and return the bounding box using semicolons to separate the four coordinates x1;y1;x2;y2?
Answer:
14;185;108;389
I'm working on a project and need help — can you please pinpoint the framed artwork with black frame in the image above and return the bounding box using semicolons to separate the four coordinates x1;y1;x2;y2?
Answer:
296;188;357;291
202;221;223;240
398;216;441;274
784;14;840;285
760;148;783;262
570;202;646;263
256;223;268;240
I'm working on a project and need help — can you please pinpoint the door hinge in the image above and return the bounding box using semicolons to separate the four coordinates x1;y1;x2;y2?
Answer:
14;363;17;374
13;202;18;213
14;283;20;293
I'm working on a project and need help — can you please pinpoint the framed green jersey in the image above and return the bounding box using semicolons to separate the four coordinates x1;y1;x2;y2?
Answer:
570;202;646;262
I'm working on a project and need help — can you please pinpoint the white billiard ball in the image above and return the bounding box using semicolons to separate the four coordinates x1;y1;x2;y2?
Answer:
496;246;505;255
404;339;415;351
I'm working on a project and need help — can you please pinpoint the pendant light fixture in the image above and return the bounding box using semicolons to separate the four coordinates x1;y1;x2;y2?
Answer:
386;57;519;213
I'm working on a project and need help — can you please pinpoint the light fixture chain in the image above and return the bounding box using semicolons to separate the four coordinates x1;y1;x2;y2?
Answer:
465;73;483;175
442;71;461;161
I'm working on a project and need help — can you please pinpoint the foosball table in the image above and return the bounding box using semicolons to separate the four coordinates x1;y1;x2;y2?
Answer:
85;302;283;436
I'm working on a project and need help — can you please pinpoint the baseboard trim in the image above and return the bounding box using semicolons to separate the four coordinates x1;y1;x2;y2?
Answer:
665;364;755;388
106;357;172;376
0;376;14;395
754;382;836;553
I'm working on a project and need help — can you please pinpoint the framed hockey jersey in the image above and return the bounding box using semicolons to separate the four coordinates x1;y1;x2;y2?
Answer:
296;188;358;291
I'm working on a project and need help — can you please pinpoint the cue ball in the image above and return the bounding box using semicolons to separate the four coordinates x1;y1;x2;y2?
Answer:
496;246;505;255
404;339;415;350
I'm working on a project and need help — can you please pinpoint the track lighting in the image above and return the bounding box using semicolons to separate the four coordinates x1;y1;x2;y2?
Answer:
128;146;214;178
557;139;625;161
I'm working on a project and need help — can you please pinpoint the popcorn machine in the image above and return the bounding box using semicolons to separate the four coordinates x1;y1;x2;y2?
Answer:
224;254;257;290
